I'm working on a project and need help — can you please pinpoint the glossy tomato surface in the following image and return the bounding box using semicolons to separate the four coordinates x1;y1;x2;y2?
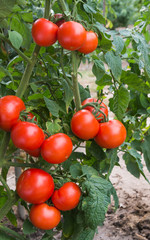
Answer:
41;133;73;164
71;109;99;140
78;30;98;54
81;98;108;122
16;168;54;204
94;119;127;149
57;21;86;51
0;95;25;131
30;203;61;230
32;18;58;46
52;182;81;211
11;121;45;151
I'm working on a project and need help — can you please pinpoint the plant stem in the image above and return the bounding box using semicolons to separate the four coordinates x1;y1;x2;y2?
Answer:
0;132;10;159
0;225;27;240
0;175;12;197
44;0;51;18
0;33;31;63
71;51;81;111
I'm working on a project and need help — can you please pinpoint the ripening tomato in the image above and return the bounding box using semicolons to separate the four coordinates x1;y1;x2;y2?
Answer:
0;95;25;131
11;121;45;151
27;112;37;122
81;98;108;122
16;168;54;204
94;119;127;149
41;133;73;164
52;182;81;211
78;30;98;54
54;13;65;27
30;203;61;230
32;18;58;46
57;21;86;51
71;109;99;140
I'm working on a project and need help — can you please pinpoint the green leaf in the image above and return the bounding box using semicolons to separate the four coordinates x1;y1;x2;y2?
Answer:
88;141;106;162
92;59;105;80
62;212;74;239
106;148;117;179
46;119;61;135
70;227;95;240
0;66;13;82
121;70;150;93
0;231;15;240
141;135;150;172
0;0;16;18
23;218;36;235
83;3;96;14
44;97;64;117
109;86;130;120
79;83;91;102
70;163;82;178
62;79;73;110
96;74;112;87
7;210;17;227
105;51;122;81
123;151;141;178
21;12;33;23
81;165;99;177
8;30;23;49
113;36;125;54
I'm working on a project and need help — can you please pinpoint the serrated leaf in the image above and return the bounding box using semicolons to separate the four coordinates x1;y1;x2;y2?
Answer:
79;83;91;102
8;30;23;49
44;97;61;117
81;165;99;177
92;59;105;80
123;152;140;178
141;135;150;172
113;36;125;54
88;141;106;161
46;119;61;135
96;74;112;87
71;227;95;240
121;70;150;93
109;86;130;120
70;163;82;178
23;219;36;235
83;3;96;14
105;51;122;81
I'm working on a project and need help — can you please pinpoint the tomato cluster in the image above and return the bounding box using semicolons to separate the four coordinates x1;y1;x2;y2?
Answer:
31;17;98;54
0;95;81;230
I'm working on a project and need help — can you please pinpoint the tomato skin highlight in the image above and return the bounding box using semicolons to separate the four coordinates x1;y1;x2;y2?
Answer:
32;18;58;46
94;119;127;149
71;109;99;140
81;98;108;122
16;168;54;204
41;133;73;164
0;95;25;131
29;203;61;230
78;31;98;54
52;182;81;211
11;121;45;151
57;21;86;51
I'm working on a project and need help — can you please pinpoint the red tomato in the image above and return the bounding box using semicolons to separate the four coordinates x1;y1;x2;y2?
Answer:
11;121;45;151
16;168;54;204
27;112;37;122
94;119;127;149
0;95;25;131
57;21;86;51
54;13;65;27
30;203;61;230
78;30;98;54
52;182;81;211
81;98;108;122
41;133;73;164
32;18;58;46
26;147;41;157
71;109;99;140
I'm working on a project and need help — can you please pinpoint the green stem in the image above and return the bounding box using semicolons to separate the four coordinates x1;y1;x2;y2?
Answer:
44;0;51;18
0;225;27;240
0;175;12;197
0;161;38;168
71;51;81;111
0;132;10;159
0;33;31;63
58;0;70;20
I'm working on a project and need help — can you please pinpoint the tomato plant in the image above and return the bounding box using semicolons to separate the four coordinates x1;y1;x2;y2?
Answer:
94;120;127;149
57;21;86;50
78;31;98;54
41;133;73;164
0;95;25;131
52;182;81;211
32;18;58;46
11;121;45;151
71;109;99;140
81;98;108;122
16;168;54;204
29;203;61;230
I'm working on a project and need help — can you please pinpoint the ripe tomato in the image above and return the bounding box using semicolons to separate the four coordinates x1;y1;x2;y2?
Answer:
71;109;99;140
16;168;54;204
11;121;45;151
30;203;61;230
54;13;65;27
78;30;98;54
81;98;108;122
94;119;127;149
52;182;81;211
0;95;25;131
41;133;73;164
57;21;86;51
26;147;41;157
32;18;58;46
27;112;37;122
